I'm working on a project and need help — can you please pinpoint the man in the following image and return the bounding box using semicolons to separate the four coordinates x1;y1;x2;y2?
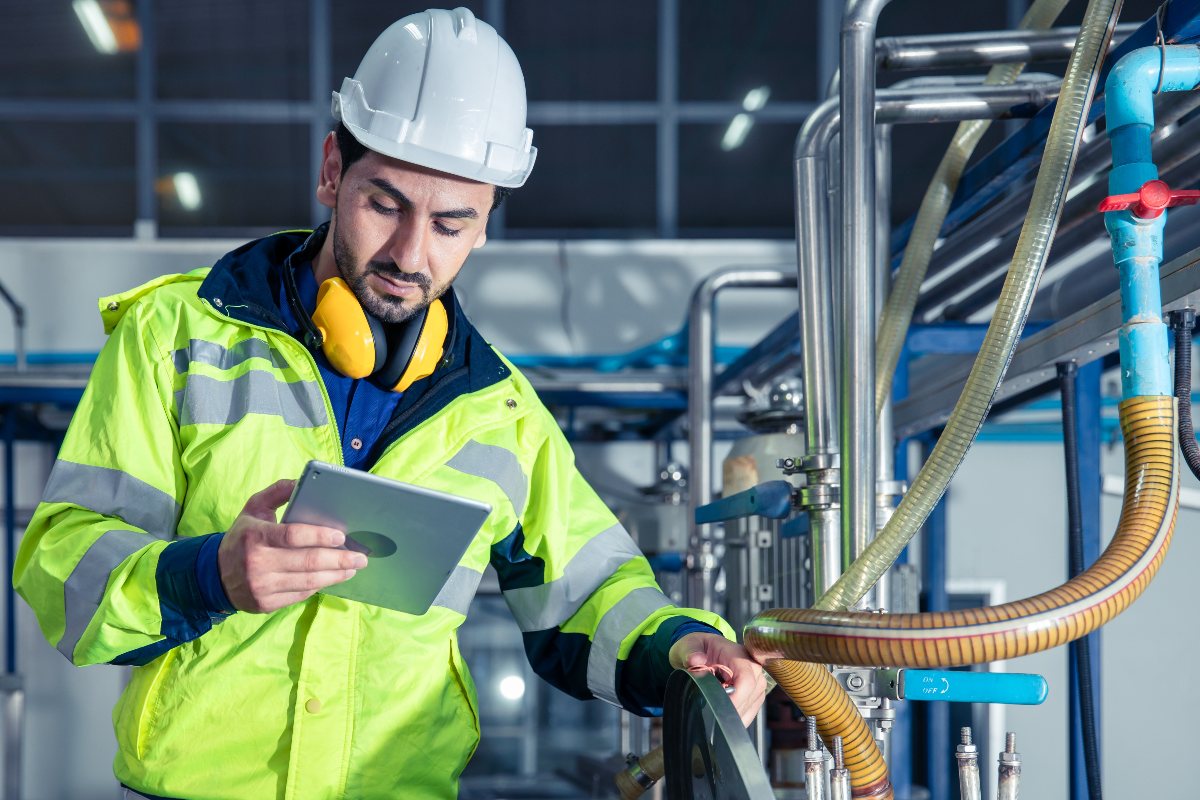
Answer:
15;8;765;799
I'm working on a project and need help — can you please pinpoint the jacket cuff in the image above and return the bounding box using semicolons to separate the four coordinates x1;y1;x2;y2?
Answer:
195;532;235;614
617;616;721;716
157;533;234;643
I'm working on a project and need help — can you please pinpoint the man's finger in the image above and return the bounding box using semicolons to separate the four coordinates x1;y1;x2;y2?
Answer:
243;480;296;520
271;568;360;593
272;546;366;573
265;522;346;549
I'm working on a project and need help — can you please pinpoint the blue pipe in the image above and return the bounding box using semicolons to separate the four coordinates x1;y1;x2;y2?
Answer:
1103;45;1200;398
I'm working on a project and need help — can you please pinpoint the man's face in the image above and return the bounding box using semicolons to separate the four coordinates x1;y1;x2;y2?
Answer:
315;136;493;324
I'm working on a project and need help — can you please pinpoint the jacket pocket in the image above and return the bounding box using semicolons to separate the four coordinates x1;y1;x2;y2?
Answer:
113;648;177;760
447;636;481;763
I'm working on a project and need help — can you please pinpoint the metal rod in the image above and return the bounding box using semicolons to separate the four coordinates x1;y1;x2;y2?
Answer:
956;726;982;800
839;0;890;570
997;732;1022;800
685;268;798;610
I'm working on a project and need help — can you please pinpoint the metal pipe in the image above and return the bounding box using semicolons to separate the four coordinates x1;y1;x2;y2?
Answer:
874;121;894;611
912;90;1200;322
685;268;798;609
794;79;1059;599
840;0;890;574
796;79;1064;447
0;284;27;372
877;23;1137;71
824;23;1133;96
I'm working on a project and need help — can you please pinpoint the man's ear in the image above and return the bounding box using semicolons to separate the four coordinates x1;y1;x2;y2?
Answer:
316;131;341;209
472;227;487;250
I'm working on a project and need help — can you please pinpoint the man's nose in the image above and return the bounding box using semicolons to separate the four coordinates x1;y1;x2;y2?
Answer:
388;218;427;271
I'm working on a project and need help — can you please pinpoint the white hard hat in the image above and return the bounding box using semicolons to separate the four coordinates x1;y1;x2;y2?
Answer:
332;7;536;188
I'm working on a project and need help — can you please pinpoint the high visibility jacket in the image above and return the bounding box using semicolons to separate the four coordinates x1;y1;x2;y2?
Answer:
14;231;733;800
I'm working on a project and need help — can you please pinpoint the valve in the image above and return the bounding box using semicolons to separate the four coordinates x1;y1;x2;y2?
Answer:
1097;178;1200;219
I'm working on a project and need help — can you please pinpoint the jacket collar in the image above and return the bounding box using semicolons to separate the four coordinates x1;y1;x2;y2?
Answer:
197;228;511;397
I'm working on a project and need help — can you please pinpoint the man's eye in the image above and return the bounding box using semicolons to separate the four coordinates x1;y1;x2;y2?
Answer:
434;221;461;238
370;200;398;215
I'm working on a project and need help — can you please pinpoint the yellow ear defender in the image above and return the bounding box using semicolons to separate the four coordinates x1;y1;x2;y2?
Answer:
285;268;448;393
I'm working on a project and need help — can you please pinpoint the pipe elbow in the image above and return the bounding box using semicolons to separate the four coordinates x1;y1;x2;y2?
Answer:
1104;45;1200;133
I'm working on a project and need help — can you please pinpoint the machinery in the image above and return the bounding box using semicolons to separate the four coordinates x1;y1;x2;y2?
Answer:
614;1;1200;797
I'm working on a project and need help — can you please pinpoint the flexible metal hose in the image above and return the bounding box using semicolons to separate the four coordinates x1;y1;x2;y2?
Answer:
746;396;1177;668
874;0;1071;416
816;0;1122;613
765;660;892;798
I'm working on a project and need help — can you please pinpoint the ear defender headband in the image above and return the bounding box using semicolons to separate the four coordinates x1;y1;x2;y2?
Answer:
282;242;448;393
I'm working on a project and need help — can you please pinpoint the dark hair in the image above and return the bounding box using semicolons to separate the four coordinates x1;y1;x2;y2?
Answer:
334;123;511;212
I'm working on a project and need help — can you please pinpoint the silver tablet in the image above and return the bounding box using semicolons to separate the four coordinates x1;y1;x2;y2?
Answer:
281;460;492;615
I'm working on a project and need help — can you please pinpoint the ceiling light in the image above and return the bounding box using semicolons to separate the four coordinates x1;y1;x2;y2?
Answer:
498;675;525;701
173;173;202;212
742;86;771;112
73;0;118;55
721;113;754;151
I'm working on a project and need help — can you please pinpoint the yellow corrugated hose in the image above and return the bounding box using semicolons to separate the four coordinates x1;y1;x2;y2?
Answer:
747;397;1178;798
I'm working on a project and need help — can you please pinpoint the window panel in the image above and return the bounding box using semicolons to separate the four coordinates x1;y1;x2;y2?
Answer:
680;1;818;102
156;1;308;100
0;1;137;99
157;122;310;232
0;120;135;233
503;125;656;232
678;122;794;233
505;0;657;101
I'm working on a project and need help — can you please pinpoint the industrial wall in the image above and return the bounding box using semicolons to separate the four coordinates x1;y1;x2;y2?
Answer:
0;238;1192;798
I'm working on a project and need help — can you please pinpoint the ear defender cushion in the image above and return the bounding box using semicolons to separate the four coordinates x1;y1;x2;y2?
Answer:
376;298;449;392
312;278;387;378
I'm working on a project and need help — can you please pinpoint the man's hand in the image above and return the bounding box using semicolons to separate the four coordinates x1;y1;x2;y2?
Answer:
668;632;767;727
218;479;366;613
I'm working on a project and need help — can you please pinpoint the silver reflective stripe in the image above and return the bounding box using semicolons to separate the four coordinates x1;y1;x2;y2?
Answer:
446;440;528;517
503;523;642;632
175;371;328;428
172;338;289;374
585;586;672;706
431;565;485;616
57;530;154;661
42;460;180;538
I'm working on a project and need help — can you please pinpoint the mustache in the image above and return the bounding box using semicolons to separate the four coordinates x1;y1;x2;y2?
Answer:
367;263;431;290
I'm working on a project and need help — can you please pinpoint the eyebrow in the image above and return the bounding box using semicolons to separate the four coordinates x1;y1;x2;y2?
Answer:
367;178;479;220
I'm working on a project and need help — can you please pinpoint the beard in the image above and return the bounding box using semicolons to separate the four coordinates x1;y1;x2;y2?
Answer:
331;217;434;325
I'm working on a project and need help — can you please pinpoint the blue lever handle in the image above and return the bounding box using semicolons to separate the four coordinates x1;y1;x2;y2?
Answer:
901;670;1048;705
694;480;793;524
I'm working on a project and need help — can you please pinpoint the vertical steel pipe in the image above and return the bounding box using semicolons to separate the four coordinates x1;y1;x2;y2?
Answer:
686;268;798;609
839;0;891;574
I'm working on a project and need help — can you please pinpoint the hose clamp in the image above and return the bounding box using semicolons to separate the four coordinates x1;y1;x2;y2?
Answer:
623;755;657;790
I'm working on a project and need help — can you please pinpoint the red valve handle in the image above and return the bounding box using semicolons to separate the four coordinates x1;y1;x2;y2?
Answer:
1098;179;1200;219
